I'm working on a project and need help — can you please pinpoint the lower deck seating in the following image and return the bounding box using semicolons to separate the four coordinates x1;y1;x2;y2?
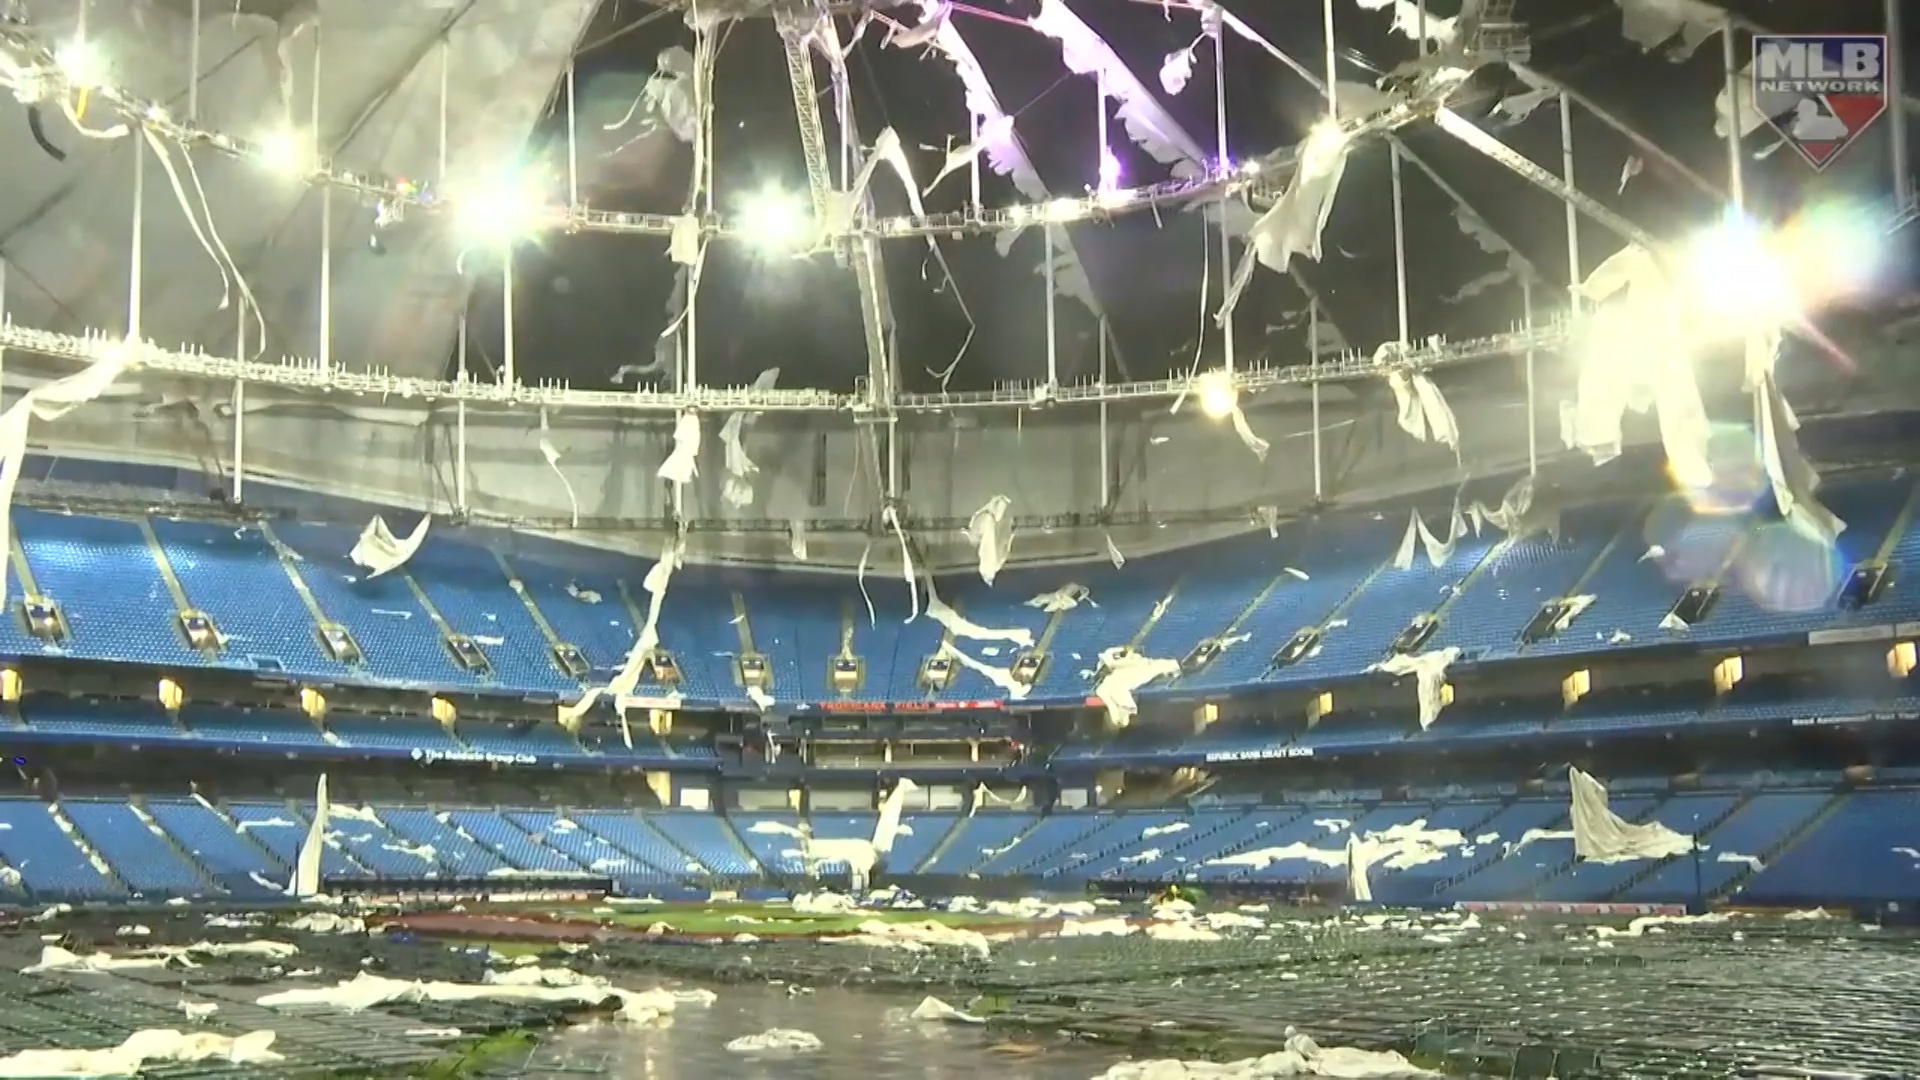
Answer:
0;786;1909;907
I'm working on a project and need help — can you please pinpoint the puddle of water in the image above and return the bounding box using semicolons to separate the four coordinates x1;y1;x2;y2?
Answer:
529;982;1127;1079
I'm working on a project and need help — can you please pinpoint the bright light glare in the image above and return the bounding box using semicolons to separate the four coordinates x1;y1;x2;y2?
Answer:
452;168;546;247
1196;369;1238;420
1778;202;1883;304
55;39;102;86
737;189;812;255
1682;214;1796;334
256;127;313;176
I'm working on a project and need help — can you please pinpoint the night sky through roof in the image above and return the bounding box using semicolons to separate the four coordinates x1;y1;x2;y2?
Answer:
458;0;1911;397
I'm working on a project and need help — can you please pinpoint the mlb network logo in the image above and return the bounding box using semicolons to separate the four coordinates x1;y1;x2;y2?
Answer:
1752;34;1890;171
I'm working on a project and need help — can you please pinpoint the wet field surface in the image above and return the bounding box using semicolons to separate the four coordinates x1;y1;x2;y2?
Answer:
0;906;1916;1078
526;982;1125;1079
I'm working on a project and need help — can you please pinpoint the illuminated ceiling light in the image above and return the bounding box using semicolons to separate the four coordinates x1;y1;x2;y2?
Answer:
451;167;546;248
54;39;103;86
736;188;813;255
1304;118;1349;154
1683;213;1795;333
1196;368;1238;420
1042;198;1081;223
256;126;314;176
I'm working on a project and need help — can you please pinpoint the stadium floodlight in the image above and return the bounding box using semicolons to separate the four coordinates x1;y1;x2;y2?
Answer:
450;167;546;248
736;188;813;255
1196;368;1238;420
255;126;314;176
1682;212;1796;336
54;39;103;86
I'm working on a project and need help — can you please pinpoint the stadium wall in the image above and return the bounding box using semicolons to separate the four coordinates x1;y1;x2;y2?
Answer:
5;344;1909;566
3;364;1535;563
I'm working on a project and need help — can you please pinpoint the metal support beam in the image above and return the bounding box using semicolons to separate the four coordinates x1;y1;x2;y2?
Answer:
232;381;245;501
1044;226;1058;387
566;63;579;208
502;257;516;386
1720;21;1745;213
455;311;469;512
1521;274;1536;475
127;139;143;342
1214;27;1235;373
1432;106;1664;253
779;6;892;419
1390;143;1410;344
1558;93;1581;297
1390;136;1546;286
438;37;449;182
1892;0;1912;207
1098;320;1111;509
313;24;330;370
1514;64;1723;202
1309;303;1323;500
188;0;200;122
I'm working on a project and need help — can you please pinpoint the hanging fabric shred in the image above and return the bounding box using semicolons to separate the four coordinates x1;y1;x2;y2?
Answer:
289;773;328;898
882;505;921;622
1569;766;1696;862
1617;155;1644;194
1391;509;1420;570
1716;64;1783;141
536;410;580;527
1383;365;1461;455
1092;646;1182;727
559;536;683;726
828;128;928;241
923;116;1017;195
719;417;755;508
0;344;143;607
917;8;1047;205
1031;224;1099;313
855;543;878;628
1565;245;1712;488
939;641;1031;699
657;410;701;485
1104;532;1126;569
1470;474;1532;535
1258;505;1281;538
924;580;1035;648
1443;268;1515;304
641;47;699;143
668;215;701;266
918;1;1109;340
1228;404;1269;461
1027;0;1211;180
886;0;951;49
1158;45;1197;95
1369;647;1461;728
839;124;976;388
1026;583;1091;613
634;542;680;663
1334;81;1397;121
1346;834;1372;903
1414;499;1466;567
349;516;430;579
1351;0;1458;46
1217;124;1351;323
966;496;1014;586
1615;0;1725;60
1391;504;1468;572
1757;373;1846;545
1492;77;1557;126
719;368;780;509
1449;203;1530;288
788;519;809;561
